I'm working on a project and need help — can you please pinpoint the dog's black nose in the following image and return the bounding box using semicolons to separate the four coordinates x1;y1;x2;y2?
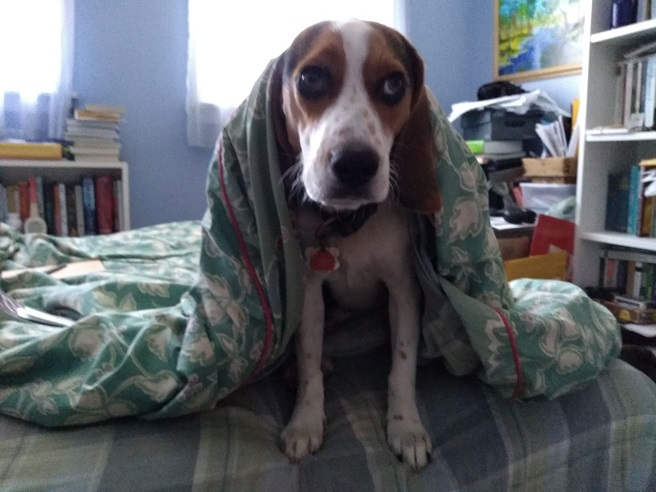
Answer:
330;148;379;187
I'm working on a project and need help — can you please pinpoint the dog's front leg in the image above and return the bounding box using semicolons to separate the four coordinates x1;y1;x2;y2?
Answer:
281;274;326;461
386;273;432;471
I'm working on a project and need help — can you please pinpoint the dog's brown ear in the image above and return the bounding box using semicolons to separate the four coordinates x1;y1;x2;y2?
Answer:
390;40;441;214
268;56;297;177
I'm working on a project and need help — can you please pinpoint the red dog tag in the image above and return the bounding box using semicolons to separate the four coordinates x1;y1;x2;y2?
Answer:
308;247;339;272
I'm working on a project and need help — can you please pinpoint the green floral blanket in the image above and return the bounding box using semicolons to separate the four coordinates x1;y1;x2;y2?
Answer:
0;59;621;427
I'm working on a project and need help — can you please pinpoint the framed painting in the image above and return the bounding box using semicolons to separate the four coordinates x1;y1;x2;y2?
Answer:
494;0;584;82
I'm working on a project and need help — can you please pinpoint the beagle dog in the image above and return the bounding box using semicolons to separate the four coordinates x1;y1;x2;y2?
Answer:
272;19;441;471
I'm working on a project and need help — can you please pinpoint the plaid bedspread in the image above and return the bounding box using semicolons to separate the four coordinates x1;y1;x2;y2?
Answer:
2;348;655;491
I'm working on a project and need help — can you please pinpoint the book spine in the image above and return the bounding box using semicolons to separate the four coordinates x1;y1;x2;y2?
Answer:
617;259;628;294
35;176;45;220
644;56;656;129
43;183;55;234
81;176;97;235
0;184;7;223
58;182;68;236
627;165;642;235
6;185;19;215
74;185;85;236
94;175;115;234
18;181;29;221
66;184;78;237
113;179;124;232
634;262;644;298
53;183;61;236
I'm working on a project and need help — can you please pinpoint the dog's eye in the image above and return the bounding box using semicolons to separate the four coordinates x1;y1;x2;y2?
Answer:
378;72;407;106
298;66;331;100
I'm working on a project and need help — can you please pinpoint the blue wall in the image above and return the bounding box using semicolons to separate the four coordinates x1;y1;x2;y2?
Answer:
73;0;211;228
73;0;580;228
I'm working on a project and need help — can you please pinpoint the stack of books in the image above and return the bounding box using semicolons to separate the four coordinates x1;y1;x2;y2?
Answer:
65;105;124;161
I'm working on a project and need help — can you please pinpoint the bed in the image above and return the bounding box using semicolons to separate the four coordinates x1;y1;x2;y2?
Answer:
1;220;655;491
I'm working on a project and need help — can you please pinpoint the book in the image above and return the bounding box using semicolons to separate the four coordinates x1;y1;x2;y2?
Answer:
74;105;124;122
114;179;124;232
627;165;643;235
643;56;656;129
5;184;19;215
58;182;68;236
0;184;7;223
53;183;62;235
65;184;79;237
43;183;55;234
0;289;73;327
17;181;29;221
74;185;85;236
606;169;631;232
0;141;63;160
94;175;114;234
81;176;97;235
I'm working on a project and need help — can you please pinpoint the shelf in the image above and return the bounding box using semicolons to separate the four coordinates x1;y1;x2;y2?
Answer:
591;18;656;45
585;131;656;142
0;159;126;170
579;231;656;251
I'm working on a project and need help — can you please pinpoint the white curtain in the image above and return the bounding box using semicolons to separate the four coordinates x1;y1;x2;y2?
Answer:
0;0;74;142
186;0;403;148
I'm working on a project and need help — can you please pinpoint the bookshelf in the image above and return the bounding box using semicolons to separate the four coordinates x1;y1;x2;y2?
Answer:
573;0;656;287
0;159;130;233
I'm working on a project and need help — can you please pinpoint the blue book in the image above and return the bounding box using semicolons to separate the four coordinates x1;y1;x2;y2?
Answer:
627;165;642;235
81;176;97;235
606;168;631;232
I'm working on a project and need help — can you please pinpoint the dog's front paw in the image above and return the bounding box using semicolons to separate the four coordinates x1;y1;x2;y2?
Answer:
387;418;432;471
280;413;326;462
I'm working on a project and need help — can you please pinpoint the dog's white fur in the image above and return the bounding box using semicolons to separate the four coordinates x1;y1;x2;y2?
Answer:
300;21;394;210
279;20;432;470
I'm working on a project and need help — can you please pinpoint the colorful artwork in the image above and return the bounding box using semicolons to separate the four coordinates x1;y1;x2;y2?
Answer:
495;0;584;81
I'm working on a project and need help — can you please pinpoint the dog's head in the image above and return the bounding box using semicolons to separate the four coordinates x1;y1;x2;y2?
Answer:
271;20;441;213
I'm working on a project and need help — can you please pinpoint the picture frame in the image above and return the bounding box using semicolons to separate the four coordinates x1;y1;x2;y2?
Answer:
494;0;584;82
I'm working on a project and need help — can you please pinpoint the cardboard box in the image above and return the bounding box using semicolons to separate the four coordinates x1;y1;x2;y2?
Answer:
522;157;578;177
602;300;656;325
504;250;568;282
498;236;531;261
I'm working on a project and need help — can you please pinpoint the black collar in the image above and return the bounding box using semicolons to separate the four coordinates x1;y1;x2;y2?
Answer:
309;201;378;239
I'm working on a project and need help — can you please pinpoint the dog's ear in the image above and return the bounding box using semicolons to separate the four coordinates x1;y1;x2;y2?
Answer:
268;55;298;177
390;39;442;214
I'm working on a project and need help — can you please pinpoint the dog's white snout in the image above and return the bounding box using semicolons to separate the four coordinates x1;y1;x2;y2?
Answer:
330;145;379;188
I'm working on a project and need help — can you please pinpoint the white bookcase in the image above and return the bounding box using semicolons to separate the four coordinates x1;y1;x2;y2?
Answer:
0;159;130;233
574;1;656;286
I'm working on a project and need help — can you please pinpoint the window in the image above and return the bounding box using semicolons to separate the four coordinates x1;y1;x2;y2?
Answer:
186;0;402;147
0;0;74;141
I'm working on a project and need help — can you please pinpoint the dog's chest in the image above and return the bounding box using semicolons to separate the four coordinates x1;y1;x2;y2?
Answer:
298;204;412;311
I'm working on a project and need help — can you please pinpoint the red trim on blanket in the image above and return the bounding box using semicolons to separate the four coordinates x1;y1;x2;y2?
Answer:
491;307;523;399
216;145;274;381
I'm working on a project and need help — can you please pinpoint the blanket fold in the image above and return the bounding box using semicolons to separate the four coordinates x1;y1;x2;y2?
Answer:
0;59;620;427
